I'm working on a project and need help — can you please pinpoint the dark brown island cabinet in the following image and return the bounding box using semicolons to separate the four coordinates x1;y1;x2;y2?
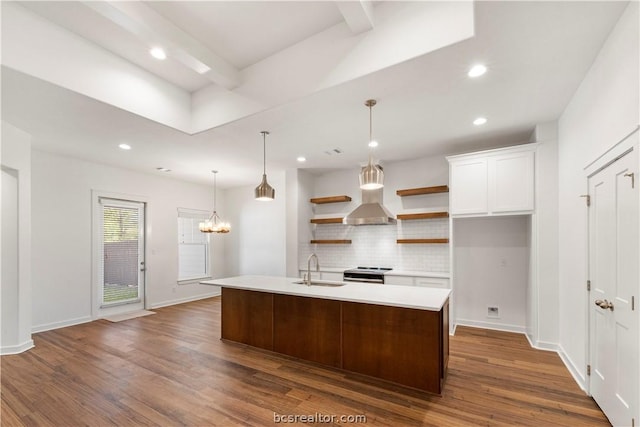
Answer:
220;287;449;394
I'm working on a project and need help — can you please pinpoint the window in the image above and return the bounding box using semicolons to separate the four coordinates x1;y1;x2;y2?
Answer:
177;208;211;283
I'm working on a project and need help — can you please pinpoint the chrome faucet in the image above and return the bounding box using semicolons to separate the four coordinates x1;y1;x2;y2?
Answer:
306;253;319;286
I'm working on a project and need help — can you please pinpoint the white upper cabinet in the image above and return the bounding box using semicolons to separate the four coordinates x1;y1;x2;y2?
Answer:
449;157;488;215
447;145;536;217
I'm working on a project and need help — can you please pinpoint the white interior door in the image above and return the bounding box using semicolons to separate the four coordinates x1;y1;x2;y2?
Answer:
589;148;639;427
96;197;145;317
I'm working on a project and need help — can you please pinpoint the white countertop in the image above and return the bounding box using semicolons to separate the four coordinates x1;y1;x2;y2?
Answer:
201;275;450;311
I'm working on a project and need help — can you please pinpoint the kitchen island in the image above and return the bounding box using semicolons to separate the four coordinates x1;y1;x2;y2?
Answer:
200;275;450;394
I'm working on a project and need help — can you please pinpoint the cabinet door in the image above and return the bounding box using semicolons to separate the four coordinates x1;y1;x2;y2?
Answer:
489;151;534;213
320;272;343;282
221;288;273;350
415;278;449;289
384;275;414;286
450;158;488;215
273;295;341;367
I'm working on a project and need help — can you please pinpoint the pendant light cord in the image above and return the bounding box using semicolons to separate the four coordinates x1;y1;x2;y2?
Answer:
369;103;373;164
369;102;373;143
213;171;217;213
261;131;269;175
367;100;376;165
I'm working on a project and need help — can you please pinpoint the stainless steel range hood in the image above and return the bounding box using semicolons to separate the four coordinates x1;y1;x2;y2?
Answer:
343;188;396;225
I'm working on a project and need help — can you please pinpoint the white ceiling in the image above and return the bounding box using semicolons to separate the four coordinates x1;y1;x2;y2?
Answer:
1;1;628;188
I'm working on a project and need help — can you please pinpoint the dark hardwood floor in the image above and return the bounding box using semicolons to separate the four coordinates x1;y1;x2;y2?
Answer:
1;297;609;426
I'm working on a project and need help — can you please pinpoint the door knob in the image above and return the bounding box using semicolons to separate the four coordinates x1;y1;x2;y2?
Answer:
595;299;614;311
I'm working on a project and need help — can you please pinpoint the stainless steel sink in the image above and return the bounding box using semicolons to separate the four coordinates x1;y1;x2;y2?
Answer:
292;280;346;287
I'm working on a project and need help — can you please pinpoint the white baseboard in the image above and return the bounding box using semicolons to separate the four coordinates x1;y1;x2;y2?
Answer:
32;315;93;334
29;294;221;334
149;291;220;309
456;321;559;352
524;334;559;352
558;344;587;392
455;319;526;334
1;339;35;355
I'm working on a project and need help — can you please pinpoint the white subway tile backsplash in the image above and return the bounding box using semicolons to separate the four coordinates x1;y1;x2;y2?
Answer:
300;218;450;272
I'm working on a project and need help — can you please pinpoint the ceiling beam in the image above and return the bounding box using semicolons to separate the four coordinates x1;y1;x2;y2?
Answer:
336;0;375;34
82;1;240;89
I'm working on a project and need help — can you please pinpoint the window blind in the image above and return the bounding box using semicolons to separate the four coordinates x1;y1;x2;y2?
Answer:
177;208;210;282
101;203;141;304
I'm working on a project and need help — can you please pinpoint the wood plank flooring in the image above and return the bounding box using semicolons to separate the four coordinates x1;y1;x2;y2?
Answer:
1;297;609;426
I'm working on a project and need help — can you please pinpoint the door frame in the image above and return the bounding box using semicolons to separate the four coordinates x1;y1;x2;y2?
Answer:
91;190;150;319
584;126;639;407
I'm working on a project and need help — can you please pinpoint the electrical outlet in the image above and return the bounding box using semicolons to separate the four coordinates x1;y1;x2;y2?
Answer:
487;306;499;318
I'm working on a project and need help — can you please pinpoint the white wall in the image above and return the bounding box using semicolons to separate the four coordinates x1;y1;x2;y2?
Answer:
2;169;19;344
300;154;450;271
30;150;223;332
530;122;560;348
287;169;314;276
557;2;639;387
453;216;530;333
224;171;287;276
1;122;33;354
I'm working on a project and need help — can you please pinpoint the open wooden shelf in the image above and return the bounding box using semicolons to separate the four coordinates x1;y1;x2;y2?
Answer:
310;217;344;224
311;240;352;244
397;238;449;244
397;212;449;220
396;185;449;197
310;195;352;204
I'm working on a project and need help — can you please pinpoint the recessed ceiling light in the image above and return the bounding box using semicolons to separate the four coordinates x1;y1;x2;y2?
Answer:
368;140;379;148
150;47;167;60
156;167;171;172
468;64;487;78
473;117;487;126
296;156;306;162
118;143;131;150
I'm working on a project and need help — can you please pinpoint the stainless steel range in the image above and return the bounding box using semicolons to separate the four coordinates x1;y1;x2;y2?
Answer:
343;267;392;284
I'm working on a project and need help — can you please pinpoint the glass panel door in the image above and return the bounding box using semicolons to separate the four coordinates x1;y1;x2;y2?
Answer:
99;198;145;308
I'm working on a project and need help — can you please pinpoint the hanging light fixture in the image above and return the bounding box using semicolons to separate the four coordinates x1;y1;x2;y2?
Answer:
199;170;230;233
360;99;384;190
255;131;275;201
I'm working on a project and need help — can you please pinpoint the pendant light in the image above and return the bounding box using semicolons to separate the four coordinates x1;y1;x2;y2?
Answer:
360;99;384;190
255;130;275;201
199;170;230;233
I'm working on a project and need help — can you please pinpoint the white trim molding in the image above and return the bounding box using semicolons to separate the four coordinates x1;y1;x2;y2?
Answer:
558;344;587;392
32;316;93;334
455;319;527;335
1;339;35;355
149;291;220;310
